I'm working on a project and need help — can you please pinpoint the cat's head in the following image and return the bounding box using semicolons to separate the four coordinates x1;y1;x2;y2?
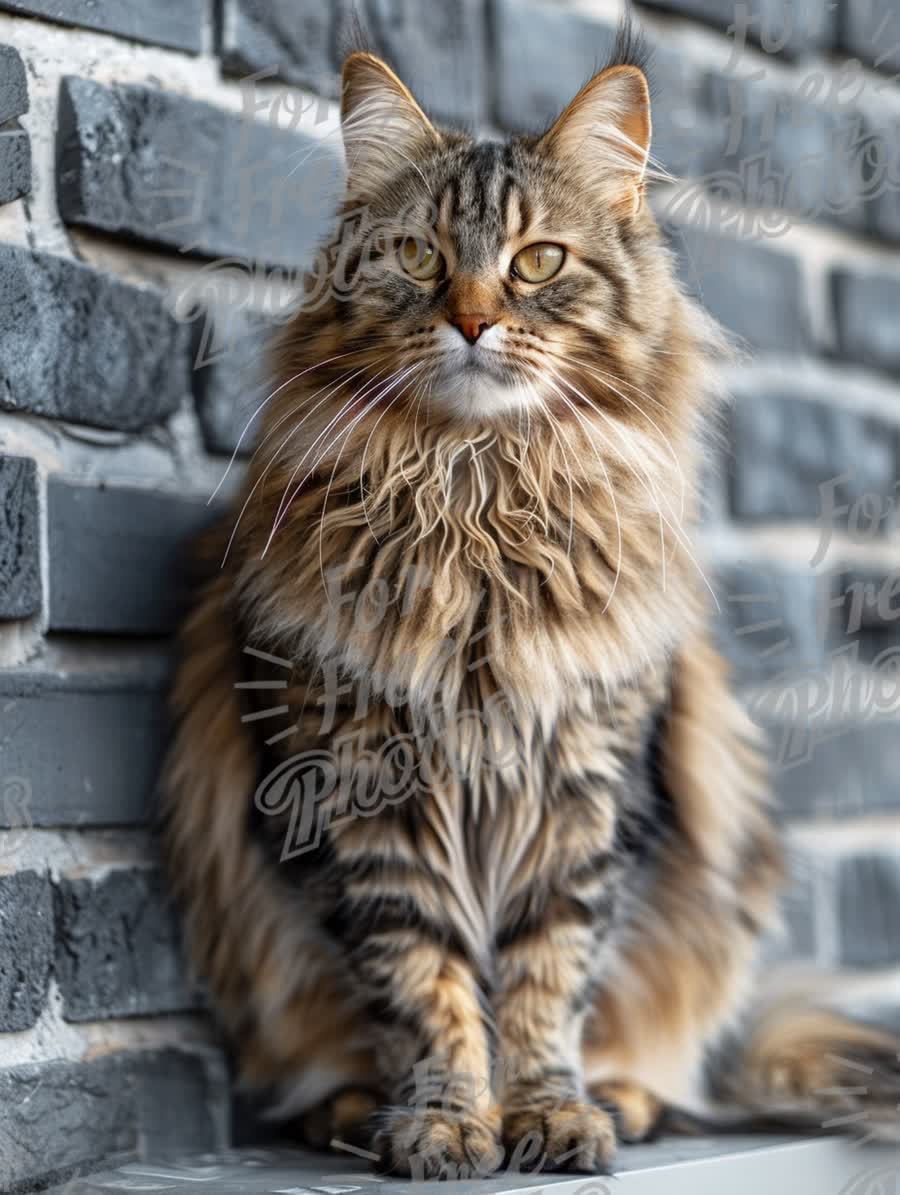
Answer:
319;25;695;424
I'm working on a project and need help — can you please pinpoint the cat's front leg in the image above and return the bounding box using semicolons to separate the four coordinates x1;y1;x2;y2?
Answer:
336;852;502;1177
494;909;617;1173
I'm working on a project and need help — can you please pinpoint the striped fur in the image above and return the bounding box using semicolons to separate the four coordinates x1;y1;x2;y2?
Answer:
162;34;900;1177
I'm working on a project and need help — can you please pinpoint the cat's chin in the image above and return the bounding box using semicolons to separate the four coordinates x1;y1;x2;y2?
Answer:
431;364;543;421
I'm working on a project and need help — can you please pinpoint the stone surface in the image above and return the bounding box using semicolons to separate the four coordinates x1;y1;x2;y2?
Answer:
493;2;720;173
0;455;41;620
637;0;837;56
47;479;219;633
838;851;900;968
727;388;900;523
666;224;808;351
0;1050;226;1191
838;0;900;73
714;560;822;684
349;0;488;126
0;665;169;827
765;718;900;821
55;868;201;1020
218;0;338;96
221;0;489;125
832;268;900;376
0;126;31;204
57;76;340;270
0;44;28;125
0;0;204;54
827;565;900;664
869;118;900;244
0;870;53;1031
701;71;868;233
647;46;722;179
192;309;274;456
765;850;818;962
492;0;617;132
46;1138;900;1194
0;243;190;431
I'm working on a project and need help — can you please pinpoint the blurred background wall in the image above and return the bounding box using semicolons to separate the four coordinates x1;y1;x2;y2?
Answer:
0;0;899;1187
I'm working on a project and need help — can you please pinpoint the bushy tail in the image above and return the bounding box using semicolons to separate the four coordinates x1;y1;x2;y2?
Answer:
703;984;900;1144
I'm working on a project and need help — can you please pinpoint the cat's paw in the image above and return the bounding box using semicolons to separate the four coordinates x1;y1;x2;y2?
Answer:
503;1099;616;1173
589;1080;663;1143
372;1107;504;1179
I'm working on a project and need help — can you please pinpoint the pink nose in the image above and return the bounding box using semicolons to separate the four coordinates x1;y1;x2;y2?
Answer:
450;314;494;345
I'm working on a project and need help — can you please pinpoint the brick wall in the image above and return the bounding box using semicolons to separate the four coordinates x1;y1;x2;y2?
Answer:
0;0;899;1188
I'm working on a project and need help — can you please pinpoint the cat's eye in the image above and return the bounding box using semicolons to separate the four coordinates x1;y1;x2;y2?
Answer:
397;237;445;281
511;243;565;283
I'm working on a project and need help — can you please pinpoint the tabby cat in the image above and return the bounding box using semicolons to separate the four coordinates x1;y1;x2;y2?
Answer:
162;24;900;1177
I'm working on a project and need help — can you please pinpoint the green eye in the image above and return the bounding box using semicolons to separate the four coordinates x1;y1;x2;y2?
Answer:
511;243;565;283
398;238;444;281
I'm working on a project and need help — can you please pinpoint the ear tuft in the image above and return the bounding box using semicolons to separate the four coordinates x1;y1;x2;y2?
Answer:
539;63;652;216
340;53;440;197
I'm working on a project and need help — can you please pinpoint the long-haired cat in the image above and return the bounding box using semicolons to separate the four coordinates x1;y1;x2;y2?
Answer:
162;24;900;1177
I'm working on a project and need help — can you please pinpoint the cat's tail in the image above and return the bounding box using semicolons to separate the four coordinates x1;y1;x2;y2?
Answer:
693;977;900;1143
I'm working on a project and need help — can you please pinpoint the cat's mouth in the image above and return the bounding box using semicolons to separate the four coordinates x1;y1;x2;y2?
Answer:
421;323;544;417
456;347;510;380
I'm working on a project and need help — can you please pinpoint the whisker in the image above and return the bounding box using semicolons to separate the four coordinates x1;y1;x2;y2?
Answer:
220;361;390;565
555;373;719;610
208;349;367;502
542;376;623;614
264;362;422;555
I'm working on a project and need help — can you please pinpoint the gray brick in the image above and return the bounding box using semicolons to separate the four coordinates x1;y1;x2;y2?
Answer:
0;666;168;827
701;72;867;233
838;0;900;73
0;127;30;205
0;871;53;1031
764;852;817;962
192;309;273;456
492;0;616;132
55;868;200;1021
0;456;41;620
646;47;722;180
714;560;822;684
728;388;900;523
0;0;204;54
223;0;489;126
637;0;836;55
827;565;900;664
833;269;900;376
838;851;900;968
47;480;218;634
350;0;488;127
869;119;900;244
0;1050;226;1190
766;719;900;821
219;0;338;97
492;3;720;174
666;224;808;351
0;45;28;125
57;76;339;270
0;243;190;431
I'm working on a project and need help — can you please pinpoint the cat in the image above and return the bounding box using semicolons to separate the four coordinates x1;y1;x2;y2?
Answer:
162;22;900;1178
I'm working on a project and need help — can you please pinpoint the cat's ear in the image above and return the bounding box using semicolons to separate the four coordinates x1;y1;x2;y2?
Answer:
340;53;440;195
539;65;652;216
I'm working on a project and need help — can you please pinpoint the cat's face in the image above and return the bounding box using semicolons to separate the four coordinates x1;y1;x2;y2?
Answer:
332;51;667;422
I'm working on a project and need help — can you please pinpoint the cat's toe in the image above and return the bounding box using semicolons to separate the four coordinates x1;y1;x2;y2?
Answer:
503;1100;616;1173
373;1107;503;1179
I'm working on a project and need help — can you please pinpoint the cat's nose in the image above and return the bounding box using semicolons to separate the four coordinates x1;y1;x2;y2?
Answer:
449;314;494;345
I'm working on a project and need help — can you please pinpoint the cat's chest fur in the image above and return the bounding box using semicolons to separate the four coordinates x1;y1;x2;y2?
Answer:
245;629;670;964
